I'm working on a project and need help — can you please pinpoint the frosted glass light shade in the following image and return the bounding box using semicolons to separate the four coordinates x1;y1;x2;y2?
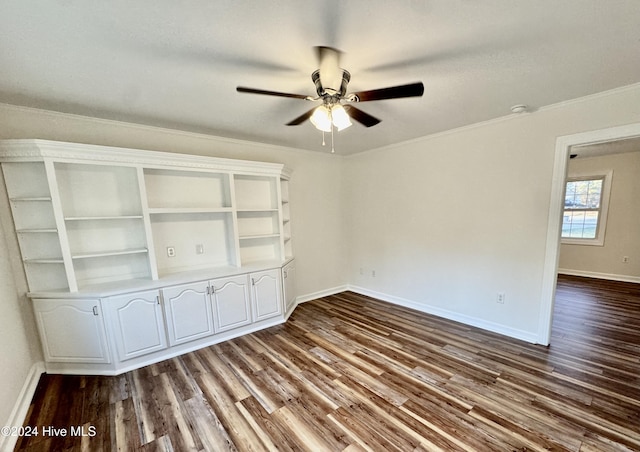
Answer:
331;104;352;131
310;106;332;132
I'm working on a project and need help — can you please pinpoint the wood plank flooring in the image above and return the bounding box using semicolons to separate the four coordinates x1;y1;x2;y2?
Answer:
16;275;640;451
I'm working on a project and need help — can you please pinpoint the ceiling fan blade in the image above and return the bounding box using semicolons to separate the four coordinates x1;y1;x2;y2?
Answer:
343;105;381;127
286;108;316;126
316;46;343;92
350;82;424;102
237;86;309;100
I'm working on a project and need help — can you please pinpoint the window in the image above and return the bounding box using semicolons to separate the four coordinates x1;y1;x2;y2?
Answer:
561;171;612;246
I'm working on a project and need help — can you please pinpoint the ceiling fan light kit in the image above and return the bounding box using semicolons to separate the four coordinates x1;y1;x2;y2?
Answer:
236;46;424;152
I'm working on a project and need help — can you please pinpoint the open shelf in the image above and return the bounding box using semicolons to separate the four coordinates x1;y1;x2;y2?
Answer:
10;197;52;202
236;210;280;240
72;248;149;260
3;162;50;199
65;215;144;221
239;235;281;264
281;178;293;259
148;207;233;215
234;175;278;210
239;233;280;240
55;162;143;218
73;252;152;289
22;262;69;292
145;169;231;210
24;258;65;264
66;216;147;257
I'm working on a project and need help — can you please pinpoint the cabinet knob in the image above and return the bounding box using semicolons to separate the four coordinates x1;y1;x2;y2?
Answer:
92;306;98;316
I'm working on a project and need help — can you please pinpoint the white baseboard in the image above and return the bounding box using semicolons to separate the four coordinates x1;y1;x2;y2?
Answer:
295;285;349;304
347;285;539;344
558;268;640;284
0;361;45;452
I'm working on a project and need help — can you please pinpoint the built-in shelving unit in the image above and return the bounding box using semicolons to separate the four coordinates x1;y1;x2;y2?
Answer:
0;139;293;295
1;139;297;376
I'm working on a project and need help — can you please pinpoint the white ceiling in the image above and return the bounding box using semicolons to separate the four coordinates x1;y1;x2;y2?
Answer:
1;1;639;155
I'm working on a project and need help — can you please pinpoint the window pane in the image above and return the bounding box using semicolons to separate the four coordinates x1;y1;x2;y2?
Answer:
564;178;603;210
574;194;588;209
562;210;599;239
586;180;602;208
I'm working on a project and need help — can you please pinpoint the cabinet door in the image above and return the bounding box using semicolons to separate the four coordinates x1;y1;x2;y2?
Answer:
162;281;214;346
250;269;283;321
211;275;252;332
33;298;110;364
105;290;167;361
282;260;297;314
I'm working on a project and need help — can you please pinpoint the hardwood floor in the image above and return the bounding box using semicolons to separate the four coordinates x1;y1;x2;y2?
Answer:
16;275;640;451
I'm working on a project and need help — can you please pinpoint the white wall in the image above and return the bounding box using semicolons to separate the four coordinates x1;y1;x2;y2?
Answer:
559;151;640;281
345;84;640;342
0;210;41;434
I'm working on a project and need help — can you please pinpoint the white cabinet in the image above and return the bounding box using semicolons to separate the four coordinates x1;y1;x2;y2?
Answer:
282;259;297;314
32;298;110;363
162;281;214;346
105;289;167;361
162;275;252;346
251;269;283;321
211;275;252;332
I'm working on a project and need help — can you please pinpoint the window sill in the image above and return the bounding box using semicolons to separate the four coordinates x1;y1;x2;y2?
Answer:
561;238;604;246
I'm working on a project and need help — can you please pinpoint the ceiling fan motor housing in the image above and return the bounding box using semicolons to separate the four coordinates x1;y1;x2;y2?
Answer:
312;69;351;97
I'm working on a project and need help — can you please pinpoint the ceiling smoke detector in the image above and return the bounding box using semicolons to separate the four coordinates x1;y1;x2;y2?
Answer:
511;104;528;114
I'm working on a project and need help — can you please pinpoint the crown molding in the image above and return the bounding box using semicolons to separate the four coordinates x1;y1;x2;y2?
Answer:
0;139;287;176
347;82;640;158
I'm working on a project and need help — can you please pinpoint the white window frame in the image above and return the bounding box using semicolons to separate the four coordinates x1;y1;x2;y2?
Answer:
561;170;613;246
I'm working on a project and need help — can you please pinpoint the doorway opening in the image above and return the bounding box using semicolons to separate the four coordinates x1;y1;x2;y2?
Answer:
537;123;640;345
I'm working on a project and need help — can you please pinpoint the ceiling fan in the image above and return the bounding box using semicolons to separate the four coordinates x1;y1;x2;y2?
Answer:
236;47;424;144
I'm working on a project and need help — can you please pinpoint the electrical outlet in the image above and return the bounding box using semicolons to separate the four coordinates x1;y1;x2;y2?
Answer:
497;292;505;304
622;256;629;263
196;244;204;255
167;246;176;257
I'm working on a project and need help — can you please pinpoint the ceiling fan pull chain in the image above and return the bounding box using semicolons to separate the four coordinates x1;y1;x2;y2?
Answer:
331;125;335;153
330;108;335;153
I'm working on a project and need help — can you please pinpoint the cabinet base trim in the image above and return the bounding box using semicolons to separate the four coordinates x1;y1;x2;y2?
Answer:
43;317;286;376
0;361;45;452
